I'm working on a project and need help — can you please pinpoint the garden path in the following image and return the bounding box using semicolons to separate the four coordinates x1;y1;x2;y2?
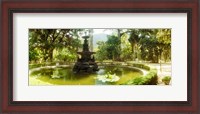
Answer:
146;63;171;85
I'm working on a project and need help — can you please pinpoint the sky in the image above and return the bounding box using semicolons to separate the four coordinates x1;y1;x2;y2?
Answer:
93;29;112;35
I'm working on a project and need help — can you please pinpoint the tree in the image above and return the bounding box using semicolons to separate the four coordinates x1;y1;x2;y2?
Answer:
105;29;127;61
120;33;133;61
106;35;121;60
156;29;171;62
53;48;77;62
95;29;171;63
29;29;82;62
96;34;122;61
95;41;108;62
29;48;39;63
140;36;160;63
127;29;140;60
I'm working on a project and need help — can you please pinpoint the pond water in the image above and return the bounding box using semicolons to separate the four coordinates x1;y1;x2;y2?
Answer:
29;66;143;85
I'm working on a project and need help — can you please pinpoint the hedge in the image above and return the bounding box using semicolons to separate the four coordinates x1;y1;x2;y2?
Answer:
125;69;158;85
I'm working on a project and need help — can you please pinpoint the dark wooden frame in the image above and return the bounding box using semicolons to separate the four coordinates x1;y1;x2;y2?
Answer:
1;0;199;113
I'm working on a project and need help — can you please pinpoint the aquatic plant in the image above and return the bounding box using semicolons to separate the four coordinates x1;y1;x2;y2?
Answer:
96;71;120;83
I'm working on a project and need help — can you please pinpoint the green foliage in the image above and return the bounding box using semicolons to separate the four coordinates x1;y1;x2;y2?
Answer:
118;29;171;62
96;41;108;62
29;29;82;62
120;33;133;60
29;29;171;63
123;29;141;60
96;35;121;61
156;29;171;62
125;69;158;85
106;35;121;60
127;76;144;85
53;48;76;62
140;36;160;63
162;76;171;85
144;69;158;85
156;29;171;44
29;48;39;62
126;29;171;63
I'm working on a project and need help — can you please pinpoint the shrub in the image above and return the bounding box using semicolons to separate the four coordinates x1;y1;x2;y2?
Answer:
144;69;158;85
162;76;171;85
124;69;158;85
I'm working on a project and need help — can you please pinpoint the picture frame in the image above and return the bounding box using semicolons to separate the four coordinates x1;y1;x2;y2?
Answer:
1;0;199;113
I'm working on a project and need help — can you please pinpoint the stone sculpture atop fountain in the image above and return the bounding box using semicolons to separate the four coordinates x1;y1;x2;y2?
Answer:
73;35;99;73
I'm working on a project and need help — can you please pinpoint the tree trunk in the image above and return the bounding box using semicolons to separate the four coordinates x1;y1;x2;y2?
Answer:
43;49;48;62
159;50;163;72
49;48;54;62
117;29;121;61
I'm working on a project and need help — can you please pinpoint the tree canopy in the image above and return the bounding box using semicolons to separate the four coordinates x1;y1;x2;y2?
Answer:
29;28;171;64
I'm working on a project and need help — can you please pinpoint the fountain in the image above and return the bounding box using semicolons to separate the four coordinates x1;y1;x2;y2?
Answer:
73;35;99;73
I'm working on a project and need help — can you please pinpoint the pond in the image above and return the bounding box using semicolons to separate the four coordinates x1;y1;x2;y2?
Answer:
29;66;143;85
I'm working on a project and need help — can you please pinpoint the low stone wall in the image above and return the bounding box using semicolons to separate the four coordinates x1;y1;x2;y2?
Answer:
29;65;71;75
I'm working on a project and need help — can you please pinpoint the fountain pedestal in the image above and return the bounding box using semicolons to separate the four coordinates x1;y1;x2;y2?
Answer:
73;36;99;73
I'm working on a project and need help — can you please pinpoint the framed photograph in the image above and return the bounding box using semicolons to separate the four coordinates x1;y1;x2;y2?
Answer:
1;0;199;113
